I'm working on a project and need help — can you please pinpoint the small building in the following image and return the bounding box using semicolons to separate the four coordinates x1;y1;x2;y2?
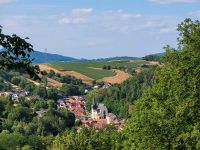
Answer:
57;99;67;108
91;97;108;120
102;83;111;89
12;93;19;102
93;85;99;89
57;96;86;118
84;89;89;94
106;113;118;124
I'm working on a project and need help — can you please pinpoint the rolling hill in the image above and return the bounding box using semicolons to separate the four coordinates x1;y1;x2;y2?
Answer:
31;52;141;63
39;60;151;84
30;51;78;63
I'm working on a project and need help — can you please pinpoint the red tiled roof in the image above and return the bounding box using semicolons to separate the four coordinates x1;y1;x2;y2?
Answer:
67;99;75;104
68;107;84;117
93;119;107;129
71;96;79;100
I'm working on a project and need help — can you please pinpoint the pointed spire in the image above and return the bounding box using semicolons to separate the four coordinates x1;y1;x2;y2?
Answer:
93;96;96;105
92;96;98;109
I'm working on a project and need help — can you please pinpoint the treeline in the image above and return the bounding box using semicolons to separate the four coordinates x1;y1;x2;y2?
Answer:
102;65;137;76
44;70;83;85
143;54;161;61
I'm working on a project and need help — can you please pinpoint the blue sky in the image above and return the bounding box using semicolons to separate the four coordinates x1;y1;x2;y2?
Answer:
1;0;200;58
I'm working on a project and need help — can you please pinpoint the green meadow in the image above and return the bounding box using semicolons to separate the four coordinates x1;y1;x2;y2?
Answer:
48;60;147;80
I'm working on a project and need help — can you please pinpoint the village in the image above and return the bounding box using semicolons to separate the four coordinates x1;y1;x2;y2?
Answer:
57;95;125;130
0;82;125;131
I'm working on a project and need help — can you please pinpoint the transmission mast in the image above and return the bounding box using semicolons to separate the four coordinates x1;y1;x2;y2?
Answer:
45;48;47;63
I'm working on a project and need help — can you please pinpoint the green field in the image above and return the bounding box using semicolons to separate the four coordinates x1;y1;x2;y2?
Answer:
48;60;147;80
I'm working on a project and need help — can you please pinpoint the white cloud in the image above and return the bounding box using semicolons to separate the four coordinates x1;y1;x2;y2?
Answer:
149;0;199;4
58;17;87;24
72;8;93;16
121;14;142;19
159;27;176;33
0;0;17;5
57;8;93;25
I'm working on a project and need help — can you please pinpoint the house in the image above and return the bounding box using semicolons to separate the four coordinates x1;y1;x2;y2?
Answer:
68;107;85;118
81;119;108;129
57;96;86;118
93;119;107;129
57;100;67;108
12;93;19;101
106;113;117;124
84;89;89;94
102;83;111;89
91;97;108;120
93;85;99;89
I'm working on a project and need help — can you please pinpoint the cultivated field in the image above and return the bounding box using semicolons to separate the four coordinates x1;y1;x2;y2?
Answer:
39;60;151;85
99;69;132;84
39;64;93;85
48;62;116;80
48;60;147;79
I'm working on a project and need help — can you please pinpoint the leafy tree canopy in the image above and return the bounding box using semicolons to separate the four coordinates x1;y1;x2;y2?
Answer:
123;18;200;149
0;26;39;79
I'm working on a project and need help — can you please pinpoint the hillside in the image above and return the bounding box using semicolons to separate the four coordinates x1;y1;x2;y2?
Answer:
31;51;142;63
0;48;79;64
2;48;161;64
88;56;141;61
30;51;78;63
39;60;153;84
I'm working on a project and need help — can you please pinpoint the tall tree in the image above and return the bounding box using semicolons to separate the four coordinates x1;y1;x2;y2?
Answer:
123;18;200;149
0;26;39;79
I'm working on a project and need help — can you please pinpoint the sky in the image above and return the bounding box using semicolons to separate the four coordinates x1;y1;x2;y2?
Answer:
1;0;200;59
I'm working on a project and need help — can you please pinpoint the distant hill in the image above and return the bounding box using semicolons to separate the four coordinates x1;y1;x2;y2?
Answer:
31;53;141;63
83;56;141;62
0;48;79;64
0;48;151;63
30;51;78;64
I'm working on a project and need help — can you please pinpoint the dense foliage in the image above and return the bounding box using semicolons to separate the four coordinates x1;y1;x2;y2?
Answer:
123;18;200;149
50;126;123;150
0;96;75;149
143;54;161;61
0;26;39;79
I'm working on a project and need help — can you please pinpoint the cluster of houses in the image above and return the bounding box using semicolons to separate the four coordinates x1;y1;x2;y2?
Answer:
0;90;31;102
57;96;125;130
0;81;124;130
57;96;86;118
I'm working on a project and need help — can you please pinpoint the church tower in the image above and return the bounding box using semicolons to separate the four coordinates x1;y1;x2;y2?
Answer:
91;97;98;120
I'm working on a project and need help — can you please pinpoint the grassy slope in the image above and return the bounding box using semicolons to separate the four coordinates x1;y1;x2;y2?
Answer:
48;60;147;80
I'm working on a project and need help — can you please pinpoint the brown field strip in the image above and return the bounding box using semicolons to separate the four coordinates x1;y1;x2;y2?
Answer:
39;64;93;85
99;69;132;84
47;78;62;88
